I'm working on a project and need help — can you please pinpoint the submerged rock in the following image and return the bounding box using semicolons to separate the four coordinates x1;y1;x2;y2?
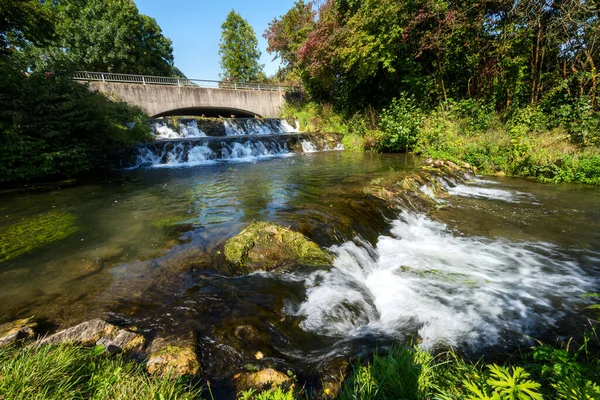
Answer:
234;368;293;392
0;317;38;346
224;222;332;273
146;336;200;377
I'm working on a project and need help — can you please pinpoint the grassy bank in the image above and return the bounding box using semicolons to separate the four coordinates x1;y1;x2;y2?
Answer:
282;99;600;185
0;344;202;400
2;330;598;399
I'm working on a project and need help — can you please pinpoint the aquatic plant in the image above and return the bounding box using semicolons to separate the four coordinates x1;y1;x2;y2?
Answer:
0;210;79;263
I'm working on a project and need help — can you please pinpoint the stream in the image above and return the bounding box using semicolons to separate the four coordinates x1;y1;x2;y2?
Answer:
1;135;599;388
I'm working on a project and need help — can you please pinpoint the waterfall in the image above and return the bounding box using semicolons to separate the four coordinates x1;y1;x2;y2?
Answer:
125;133;344;169
223;118;299;136
152;120;207;139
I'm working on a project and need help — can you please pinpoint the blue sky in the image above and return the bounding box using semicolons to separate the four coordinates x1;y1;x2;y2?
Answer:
134;0;297;80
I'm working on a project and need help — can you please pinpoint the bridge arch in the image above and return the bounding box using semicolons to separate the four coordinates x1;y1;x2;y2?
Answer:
152;106;259;118
86;81;288;118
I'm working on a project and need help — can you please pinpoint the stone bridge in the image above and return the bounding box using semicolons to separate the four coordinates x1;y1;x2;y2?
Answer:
74;72;299;118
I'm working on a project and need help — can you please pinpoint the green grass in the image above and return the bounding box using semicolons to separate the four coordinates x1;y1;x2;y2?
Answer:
337;339;600;400
0;344;203;400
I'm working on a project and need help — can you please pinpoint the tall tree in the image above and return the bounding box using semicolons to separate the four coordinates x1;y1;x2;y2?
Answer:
219;10;264;82
19;0;174;76
0;0;56;57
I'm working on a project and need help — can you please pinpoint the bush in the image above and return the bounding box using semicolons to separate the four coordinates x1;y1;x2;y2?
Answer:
378;94;425;152
0;62;153;184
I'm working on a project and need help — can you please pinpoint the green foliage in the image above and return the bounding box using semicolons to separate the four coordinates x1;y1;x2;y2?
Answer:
379;94;425;152
0;344;203;399
0;62;153;183
263;1;315;72
219;10;264;82
238;387;296;400
531;337;600;400
17;0;174;75
338;346;435;400
269;0;600;115
465;365;542;400
0;210;79;263
338;340;599;400
0;0;57;56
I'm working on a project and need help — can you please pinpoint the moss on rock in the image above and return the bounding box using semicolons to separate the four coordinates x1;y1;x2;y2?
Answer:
0;317;38;346
146;339;200;377
364;159;475;213
0;210;79;263
224;222;332;273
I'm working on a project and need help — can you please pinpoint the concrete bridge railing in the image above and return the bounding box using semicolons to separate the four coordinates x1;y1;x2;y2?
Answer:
74;71;300;118
73;71;300;92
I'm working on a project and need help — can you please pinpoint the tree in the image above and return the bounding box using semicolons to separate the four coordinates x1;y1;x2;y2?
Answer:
18;0;174;76
0;0;56;57
219;10;264;82
264;1;316;71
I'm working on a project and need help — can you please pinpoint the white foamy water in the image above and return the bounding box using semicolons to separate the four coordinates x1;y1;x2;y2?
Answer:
152;121;207;139
301;139;345;153
134;140;293;168
292;212;595;350
447;184;531;202
224;119;300;136
301;140;318;153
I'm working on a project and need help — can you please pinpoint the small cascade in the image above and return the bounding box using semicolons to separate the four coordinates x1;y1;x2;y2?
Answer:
130;139;289;169
123;133;343;169
301;140;318;153
151;120;207;139
223;118;299;136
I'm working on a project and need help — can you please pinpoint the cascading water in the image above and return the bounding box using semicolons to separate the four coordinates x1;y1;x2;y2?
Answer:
132;139;293;168
288;177;599;351
223;118;299;136
300;139;344;153
152;120;207;139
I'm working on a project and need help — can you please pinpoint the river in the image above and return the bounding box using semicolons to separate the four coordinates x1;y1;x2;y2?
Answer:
1;150;599;386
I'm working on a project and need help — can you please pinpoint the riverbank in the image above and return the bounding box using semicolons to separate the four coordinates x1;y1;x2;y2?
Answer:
1;157;598;399
2;328;598;399
282;100;600;185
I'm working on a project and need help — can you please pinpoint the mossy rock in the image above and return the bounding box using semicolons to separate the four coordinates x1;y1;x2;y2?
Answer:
364;160;475;213
0;317;38;346
224;222;332;273
146;337;200;377
0;210;79;263
234;368;293;392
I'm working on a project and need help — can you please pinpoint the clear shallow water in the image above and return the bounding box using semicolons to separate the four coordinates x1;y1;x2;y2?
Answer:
0;152;599;381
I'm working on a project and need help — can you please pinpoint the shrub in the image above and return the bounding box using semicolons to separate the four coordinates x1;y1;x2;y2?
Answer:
379;94;425;152
0;62;153;184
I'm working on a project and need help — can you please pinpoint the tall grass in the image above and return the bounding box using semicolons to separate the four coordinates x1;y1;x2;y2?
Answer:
0;344;203;400
337;338;600;400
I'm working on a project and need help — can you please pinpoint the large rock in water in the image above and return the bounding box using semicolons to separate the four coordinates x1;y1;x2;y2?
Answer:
224;222;332;273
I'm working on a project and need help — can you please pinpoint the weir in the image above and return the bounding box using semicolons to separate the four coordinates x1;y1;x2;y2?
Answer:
120;118;344;169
